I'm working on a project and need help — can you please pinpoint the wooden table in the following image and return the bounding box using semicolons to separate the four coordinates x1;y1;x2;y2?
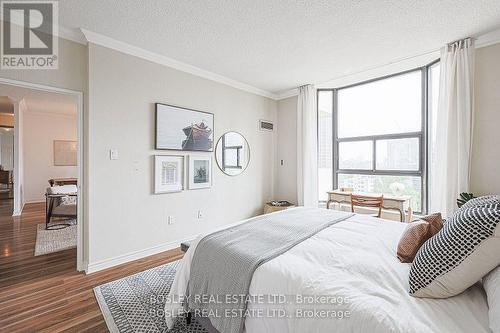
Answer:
326;190;412;222
48;178;78;187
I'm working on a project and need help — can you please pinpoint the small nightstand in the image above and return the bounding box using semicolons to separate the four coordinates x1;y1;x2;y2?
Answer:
263;201;295;214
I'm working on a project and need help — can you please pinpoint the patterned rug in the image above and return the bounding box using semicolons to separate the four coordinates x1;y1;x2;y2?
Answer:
94;260;209;333
34;220;77;256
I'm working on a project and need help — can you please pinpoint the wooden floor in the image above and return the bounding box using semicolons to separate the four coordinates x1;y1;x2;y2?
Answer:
0;201;184;332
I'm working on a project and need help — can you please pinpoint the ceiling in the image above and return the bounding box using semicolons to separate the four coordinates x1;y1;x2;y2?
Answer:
59;1;500;94
0;84;77;115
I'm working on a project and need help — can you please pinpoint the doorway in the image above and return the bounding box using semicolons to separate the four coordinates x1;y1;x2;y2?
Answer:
0;78;84;272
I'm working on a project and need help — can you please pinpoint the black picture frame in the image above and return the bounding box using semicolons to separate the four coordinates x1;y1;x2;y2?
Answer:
155;103;214;152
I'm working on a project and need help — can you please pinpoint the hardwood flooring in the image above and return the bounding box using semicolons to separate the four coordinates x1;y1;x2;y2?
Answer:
0;201;184;332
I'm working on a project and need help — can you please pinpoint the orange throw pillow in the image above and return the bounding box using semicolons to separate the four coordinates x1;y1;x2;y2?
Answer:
421;212;443;235
397;213;443;263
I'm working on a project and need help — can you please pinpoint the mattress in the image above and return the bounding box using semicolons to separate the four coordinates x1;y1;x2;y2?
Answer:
166;210;490;333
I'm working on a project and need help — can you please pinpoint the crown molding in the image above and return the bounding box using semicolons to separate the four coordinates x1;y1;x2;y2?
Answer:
57;26;87;45
276;88;299;100
275;27;500;100
475;27;500;48
80;29;279;100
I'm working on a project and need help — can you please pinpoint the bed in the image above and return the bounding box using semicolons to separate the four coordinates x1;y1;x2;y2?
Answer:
165;208;490;333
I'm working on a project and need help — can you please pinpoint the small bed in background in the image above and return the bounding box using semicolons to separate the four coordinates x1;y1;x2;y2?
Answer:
166;208;491;333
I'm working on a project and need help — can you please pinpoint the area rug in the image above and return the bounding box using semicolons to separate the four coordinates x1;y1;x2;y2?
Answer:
34;220;77;256
94;260;209;333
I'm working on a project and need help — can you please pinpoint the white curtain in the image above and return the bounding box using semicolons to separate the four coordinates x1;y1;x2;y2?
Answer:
297;85;318;207
430;38;475;217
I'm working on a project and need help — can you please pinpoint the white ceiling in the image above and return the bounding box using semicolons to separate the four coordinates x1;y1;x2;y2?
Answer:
59;0;500;94
0;84;77;115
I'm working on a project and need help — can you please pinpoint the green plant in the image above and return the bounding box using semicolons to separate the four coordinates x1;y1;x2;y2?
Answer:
457;192;475;208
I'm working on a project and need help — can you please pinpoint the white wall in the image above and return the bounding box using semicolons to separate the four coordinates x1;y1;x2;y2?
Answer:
13;100;26;215
276;96;298;204
471;43;500;196
87;44;277;269
0;34;87;92
0;129;14;170
22;111;77;203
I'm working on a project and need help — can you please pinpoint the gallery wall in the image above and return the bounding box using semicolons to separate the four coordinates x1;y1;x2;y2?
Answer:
86;44;277;270
23;110;78;203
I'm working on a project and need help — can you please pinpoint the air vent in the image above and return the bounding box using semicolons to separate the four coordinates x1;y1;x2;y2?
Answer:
259;120;274;131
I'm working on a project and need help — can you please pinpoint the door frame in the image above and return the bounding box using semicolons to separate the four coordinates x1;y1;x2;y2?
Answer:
0;77;85;271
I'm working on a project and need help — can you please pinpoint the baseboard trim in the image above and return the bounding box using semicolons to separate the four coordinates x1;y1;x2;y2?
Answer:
12;202;25;216
25;200;45;204
85;235;197;274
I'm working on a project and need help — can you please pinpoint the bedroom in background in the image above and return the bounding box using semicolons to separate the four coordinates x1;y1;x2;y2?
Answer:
0;79;84;283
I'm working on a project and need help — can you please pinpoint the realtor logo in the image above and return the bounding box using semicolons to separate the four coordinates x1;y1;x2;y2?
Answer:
1;0;58;69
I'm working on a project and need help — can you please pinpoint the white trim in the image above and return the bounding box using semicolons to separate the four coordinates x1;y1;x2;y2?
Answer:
0;77;84;96
276;88;299;100
0;77;86;272
80;29;279;100
86;236;196;274
276;28;500;100
12;202;24;216
24;109;77;118
24;200;45;204
57;26;87;45
476;28;500;48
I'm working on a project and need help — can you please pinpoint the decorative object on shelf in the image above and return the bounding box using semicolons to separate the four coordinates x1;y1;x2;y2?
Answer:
155;103;214;152
389;182;406;196
457;192;475;208
215;131;250;176
263;200;295;214
188;154;212;189
53;140;77;166
154;155;184;193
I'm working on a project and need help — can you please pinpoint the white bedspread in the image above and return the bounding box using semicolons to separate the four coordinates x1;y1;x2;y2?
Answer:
166;210;490;333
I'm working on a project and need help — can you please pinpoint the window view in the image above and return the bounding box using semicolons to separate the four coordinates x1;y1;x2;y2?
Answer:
318;65;439;213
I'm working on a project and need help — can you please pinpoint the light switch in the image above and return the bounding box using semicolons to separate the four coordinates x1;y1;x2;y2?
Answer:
110;149;119;160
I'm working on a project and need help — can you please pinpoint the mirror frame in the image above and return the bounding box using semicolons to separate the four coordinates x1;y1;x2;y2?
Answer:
215;131;250;176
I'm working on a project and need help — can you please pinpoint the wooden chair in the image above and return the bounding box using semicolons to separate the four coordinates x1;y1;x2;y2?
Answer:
350;194;384;218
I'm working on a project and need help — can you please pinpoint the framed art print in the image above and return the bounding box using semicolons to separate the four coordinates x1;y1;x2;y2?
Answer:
155;103;214;152
188;155;212;189
154;155;184;193
53;140;77;166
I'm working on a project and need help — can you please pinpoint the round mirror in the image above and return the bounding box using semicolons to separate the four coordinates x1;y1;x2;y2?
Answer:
215;132;250;176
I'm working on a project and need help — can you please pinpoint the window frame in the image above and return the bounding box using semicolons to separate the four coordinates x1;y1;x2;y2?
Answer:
220;135;243;170
318;60;439;214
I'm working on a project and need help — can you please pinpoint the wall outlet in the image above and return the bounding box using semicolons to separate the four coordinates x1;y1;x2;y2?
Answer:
197;210;203;219
167;216;175;225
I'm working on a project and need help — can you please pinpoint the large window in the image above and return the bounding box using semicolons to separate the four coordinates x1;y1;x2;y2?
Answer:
318;63;440;213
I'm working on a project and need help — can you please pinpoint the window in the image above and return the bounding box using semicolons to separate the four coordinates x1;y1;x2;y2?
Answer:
318;63;440;213
220;132;245;170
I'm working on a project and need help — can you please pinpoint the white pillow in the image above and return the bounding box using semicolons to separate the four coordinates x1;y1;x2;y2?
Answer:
47;184;77;195
409;205;500;298
484;266;500;333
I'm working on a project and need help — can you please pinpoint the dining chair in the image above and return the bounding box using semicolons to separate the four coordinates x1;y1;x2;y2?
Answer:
350;194;384;218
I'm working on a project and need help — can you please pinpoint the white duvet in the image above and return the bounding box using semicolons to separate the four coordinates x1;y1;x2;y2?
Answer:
166;210;490;333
